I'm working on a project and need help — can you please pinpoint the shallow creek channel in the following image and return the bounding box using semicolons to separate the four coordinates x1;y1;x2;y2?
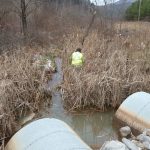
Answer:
41;58;118;148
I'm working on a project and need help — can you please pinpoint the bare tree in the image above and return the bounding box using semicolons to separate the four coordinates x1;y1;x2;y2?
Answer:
81;3;96;46
0;11;8;24
0;0;11;25
9;0;41;38
20;0;27;37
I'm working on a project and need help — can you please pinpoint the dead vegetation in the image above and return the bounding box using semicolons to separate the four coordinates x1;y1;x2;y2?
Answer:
0;49;51;148
62;22;150;111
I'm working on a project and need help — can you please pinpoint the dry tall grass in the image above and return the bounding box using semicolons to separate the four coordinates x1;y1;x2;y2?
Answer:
0;49;50;149
62;22;150;111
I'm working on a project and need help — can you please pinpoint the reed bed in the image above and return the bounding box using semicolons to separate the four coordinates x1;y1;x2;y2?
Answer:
62;22;150;111
0;49;49;149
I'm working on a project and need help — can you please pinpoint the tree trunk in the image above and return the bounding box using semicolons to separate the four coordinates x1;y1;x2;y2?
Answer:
81;4;96;46
138;0;142;21
21;0;27;37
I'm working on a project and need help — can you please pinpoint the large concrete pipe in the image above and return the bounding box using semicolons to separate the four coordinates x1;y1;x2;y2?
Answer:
115;92;150;132
5;118;92;150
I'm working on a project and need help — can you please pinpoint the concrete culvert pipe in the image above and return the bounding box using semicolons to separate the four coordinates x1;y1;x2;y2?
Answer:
115;92;150;132
5;118;92;150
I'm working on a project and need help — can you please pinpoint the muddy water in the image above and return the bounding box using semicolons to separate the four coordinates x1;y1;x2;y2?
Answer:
43;58;117;148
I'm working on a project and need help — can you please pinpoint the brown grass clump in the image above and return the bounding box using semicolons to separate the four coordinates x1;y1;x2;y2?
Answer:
0;49;49;148
62;22;150;111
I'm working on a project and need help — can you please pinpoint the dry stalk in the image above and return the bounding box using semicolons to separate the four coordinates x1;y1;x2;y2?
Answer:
0;49;50;149
62;22;150;111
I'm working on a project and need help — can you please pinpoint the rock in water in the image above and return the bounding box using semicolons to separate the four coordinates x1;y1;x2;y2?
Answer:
122;138;139;150
147;129;150;137
131;140;145;149
143;129;150;137
19;113;35;126
120;126;131;137
143;141;150;149
137;134;150;143
100;140;129;150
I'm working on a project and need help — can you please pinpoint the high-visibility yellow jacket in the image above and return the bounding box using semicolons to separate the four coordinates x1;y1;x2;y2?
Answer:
71;52;84;66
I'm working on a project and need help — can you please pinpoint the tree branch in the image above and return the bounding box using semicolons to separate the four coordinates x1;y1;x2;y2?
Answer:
25;0;33;9
0;11;9;22
11;0;22;14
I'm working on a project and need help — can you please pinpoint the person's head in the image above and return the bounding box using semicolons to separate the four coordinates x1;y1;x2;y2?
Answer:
76;48;82;53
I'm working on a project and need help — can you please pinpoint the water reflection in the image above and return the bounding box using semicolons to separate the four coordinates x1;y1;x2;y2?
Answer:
44;109;117;147
64;111;117;147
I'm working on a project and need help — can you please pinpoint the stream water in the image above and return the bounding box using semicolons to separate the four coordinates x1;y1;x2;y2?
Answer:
42;58;117;148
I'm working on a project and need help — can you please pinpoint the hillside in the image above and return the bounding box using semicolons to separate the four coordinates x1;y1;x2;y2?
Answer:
115;0;136;5
97;0;136;20
126;0;150;20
